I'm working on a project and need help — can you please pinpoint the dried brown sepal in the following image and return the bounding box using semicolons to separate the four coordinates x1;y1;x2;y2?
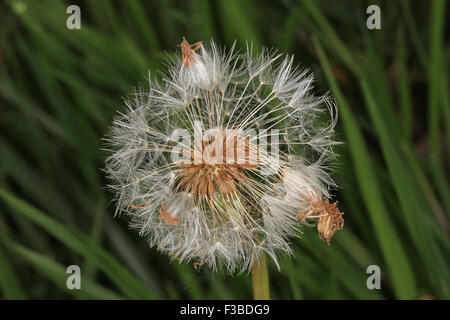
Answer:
193;260;207;270
126;201;152;209
177;37;202;67
297;195;344;244
158;204;181;226
316;200;344;244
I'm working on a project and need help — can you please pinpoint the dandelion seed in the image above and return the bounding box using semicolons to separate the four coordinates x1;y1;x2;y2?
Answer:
105;38;342;274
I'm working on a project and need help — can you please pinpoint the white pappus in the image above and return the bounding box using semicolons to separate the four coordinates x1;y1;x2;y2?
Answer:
104;38;343;274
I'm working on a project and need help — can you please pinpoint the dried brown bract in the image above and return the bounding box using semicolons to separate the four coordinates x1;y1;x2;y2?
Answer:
297;194;344;244
178;37;202;67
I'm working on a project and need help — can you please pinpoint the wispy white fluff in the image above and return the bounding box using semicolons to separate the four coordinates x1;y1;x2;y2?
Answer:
105;40;339;274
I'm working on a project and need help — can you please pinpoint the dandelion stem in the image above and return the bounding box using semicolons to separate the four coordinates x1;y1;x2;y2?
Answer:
251;252;270;300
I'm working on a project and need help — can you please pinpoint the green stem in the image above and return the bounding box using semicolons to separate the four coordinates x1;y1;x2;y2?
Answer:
251;252;270;300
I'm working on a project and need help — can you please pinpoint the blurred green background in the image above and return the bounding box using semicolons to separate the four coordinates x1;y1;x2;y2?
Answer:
0;0;448;300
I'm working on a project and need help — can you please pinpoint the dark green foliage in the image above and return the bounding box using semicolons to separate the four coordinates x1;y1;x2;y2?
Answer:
0;0;448;299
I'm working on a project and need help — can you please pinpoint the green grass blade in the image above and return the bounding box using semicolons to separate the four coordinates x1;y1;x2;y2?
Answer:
2;239;124;300
283;258;304;299
360;80;449;297
400;0;427;67
0;242;26;299
303;0;360;76
396;27;413;143
428;0;446;168
217;0;260;47
190;0;217;40
314;37;417;299
0;189;155;300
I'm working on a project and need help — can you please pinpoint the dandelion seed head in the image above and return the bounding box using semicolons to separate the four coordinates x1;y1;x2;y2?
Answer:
105;38;342;274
